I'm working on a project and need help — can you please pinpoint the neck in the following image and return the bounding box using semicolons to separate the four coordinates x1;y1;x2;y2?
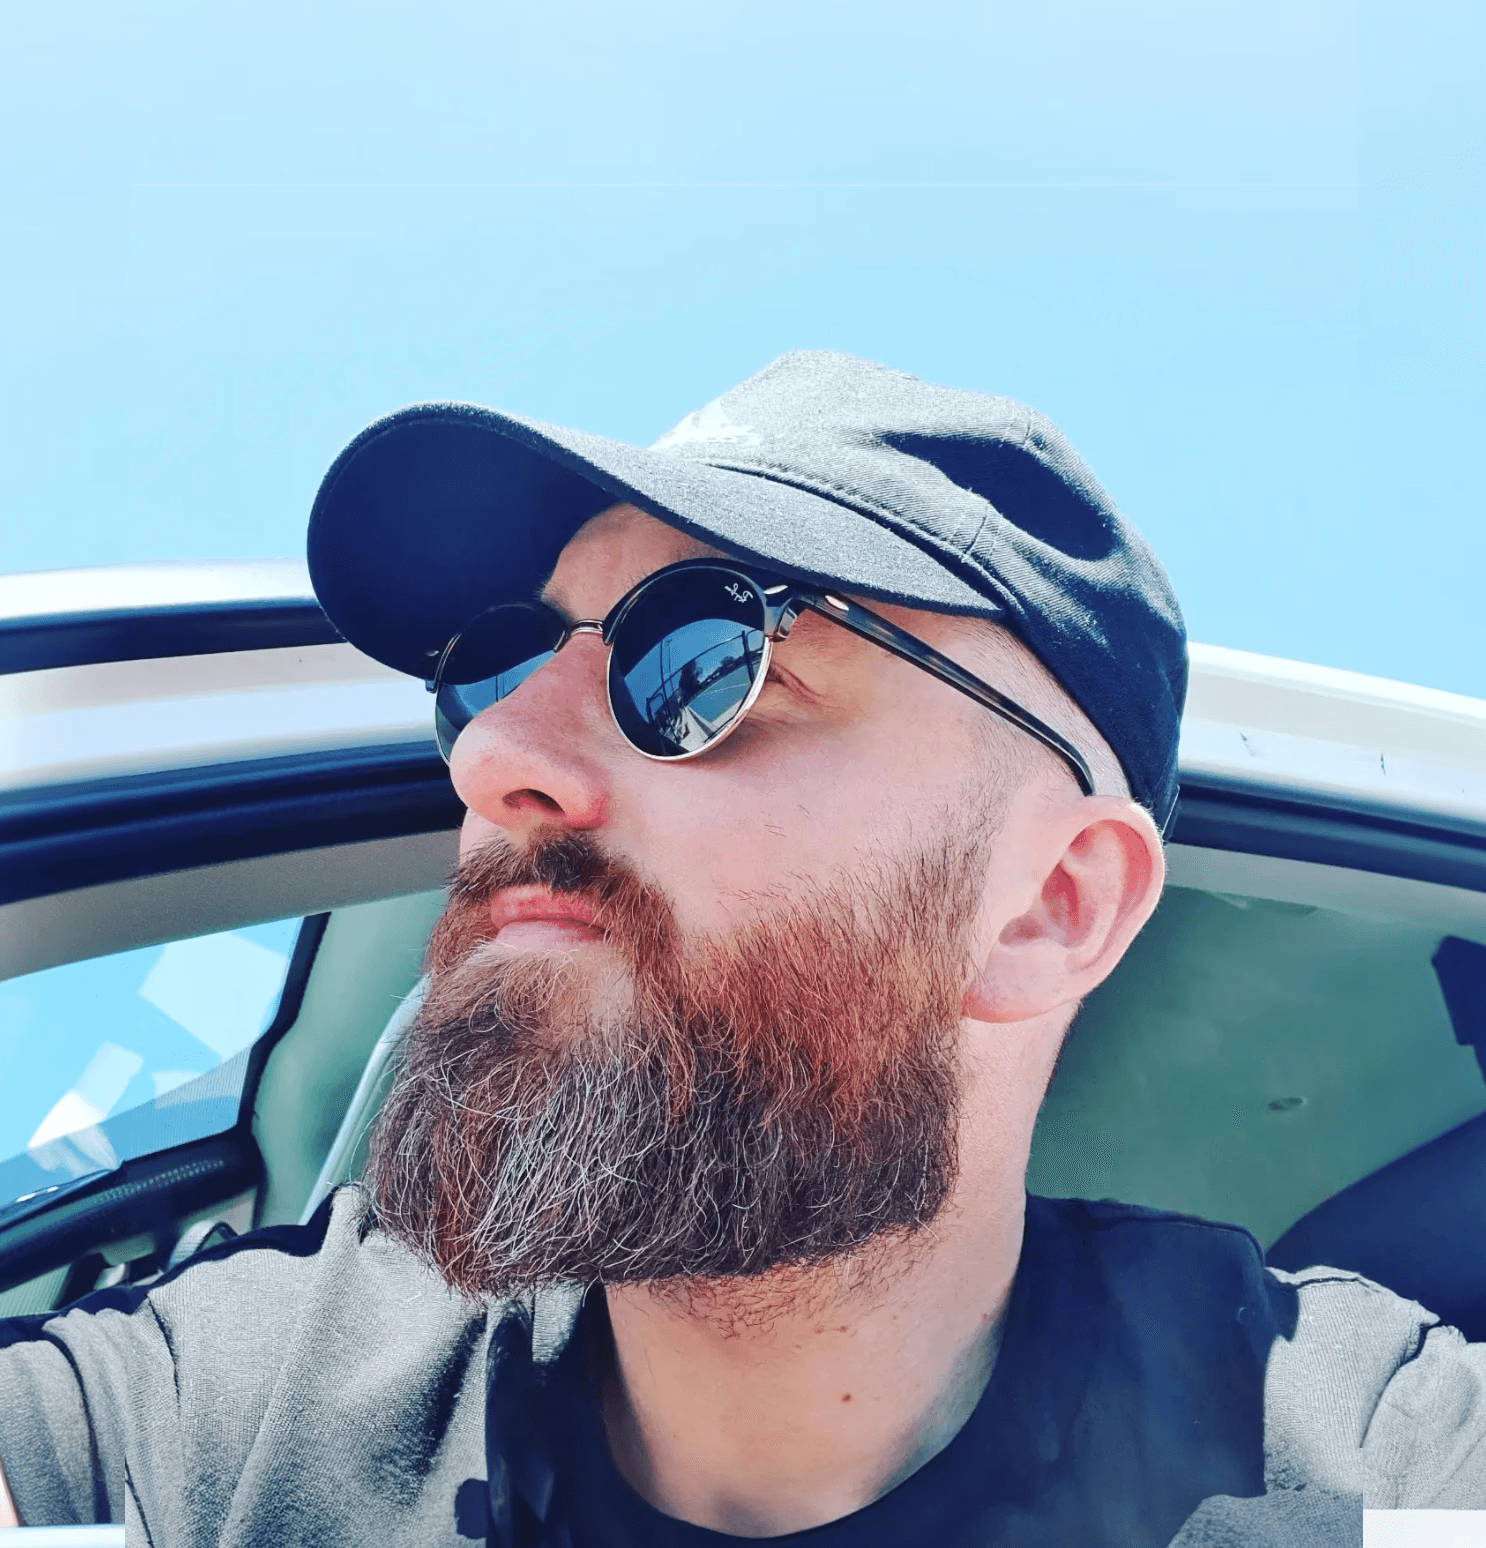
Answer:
598;1022;1048;1537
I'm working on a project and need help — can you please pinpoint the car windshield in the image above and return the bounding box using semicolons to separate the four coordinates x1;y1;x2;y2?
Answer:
0;920;301;1211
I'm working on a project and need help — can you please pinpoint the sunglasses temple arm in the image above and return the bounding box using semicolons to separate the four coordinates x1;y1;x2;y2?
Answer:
798;595;1097;798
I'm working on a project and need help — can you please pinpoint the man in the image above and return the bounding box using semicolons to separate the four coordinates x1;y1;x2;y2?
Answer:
0;351;1482;1544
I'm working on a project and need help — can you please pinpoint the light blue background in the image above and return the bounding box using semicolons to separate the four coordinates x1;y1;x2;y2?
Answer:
0;1;1479;698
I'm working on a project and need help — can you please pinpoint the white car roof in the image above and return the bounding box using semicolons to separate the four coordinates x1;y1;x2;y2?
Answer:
4;562;1484;824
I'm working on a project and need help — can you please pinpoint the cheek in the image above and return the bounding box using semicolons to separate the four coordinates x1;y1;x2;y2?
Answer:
616;735;924;933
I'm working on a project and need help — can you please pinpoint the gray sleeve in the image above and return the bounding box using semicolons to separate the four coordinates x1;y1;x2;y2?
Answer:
1168;1487;1362;1547
0;1294;174;1526
0;1190;492;1544
0;1201;339;1530
1264;1265;1486;1507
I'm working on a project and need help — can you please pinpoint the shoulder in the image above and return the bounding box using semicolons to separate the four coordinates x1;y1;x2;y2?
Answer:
0;1187;499;1536
1042;1194;1266;1249
1264;1263;1486;1507
1026;1195;1271;1295
144;1185;488;1355
1030;1198;1486;1505
4;1185;490;1389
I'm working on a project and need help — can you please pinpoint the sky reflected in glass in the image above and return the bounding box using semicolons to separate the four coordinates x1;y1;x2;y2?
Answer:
0;920;300;1173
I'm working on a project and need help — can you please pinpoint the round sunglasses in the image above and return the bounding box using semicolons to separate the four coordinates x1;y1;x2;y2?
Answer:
430;558;1095;793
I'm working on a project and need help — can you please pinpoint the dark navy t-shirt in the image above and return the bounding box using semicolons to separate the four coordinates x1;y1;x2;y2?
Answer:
520;1197;1310;1547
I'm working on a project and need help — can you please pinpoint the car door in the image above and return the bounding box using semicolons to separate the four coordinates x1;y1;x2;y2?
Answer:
0;559;459;1312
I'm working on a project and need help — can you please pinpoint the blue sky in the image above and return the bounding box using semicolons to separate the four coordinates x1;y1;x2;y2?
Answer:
1;1;1480;698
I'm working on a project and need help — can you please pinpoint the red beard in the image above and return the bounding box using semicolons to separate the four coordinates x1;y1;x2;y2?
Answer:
364;827;984;1298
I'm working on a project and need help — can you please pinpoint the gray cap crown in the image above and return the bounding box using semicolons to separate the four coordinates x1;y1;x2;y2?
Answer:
308;350;1186;826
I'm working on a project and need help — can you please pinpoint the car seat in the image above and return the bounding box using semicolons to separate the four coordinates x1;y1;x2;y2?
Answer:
1266;1108;1486;1341
298;976;426;1224
1267;936;1486;1341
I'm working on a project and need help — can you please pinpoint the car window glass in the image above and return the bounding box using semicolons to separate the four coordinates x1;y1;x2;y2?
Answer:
0;919;301;1212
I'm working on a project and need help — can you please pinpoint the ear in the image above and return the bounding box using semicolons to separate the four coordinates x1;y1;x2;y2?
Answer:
962;800;1166;1024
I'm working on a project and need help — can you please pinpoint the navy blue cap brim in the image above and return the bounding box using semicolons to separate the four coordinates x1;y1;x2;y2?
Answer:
307;403;1004;680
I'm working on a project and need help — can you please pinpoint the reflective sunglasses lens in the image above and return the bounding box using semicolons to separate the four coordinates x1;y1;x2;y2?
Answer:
433;604;563;757
608;569;768;757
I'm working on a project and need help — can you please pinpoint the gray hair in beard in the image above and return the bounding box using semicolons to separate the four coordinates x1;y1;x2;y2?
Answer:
363;819;992;1300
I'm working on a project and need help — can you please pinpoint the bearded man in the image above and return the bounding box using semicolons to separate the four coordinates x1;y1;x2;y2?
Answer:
1;353;1482;1545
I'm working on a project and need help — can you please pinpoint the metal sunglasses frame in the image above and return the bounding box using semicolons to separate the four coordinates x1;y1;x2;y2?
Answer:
432;557;1096;796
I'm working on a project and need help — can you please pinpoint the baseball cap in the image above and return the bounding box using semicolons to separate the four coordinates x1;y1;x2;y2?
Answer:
307;350;1187;829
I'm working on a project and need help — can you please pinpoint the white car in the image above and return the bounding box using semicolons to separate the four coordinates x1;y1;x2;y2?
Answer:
2;560;1485;1544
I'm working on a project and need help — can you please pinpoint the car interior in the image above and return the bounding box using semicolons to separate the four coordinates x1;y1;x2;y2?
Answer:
2;821;1485;1343
3;571;1486;1358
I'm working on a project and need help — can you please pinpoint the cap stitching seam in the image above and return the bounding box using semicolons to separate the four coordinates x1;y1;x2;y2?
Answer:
701;459;1015;608
702;457;920;526
958;504;996;561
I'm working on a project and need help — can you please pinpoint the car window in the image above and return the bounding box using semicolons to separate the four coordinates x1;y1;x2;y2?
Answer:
0;920;301;1217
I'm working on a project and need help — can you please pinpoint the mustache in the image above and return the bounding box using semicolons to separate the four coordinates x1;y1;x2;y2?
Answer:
429;830;679;979
450;829;616;901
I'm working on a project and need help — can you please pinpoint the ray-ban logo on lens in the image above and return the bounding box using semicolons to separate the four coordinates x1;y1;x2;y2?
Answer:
724;583;751;605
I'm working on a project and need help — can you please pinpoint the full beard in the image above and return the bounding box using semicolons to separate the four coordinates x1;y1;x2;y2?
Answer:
364;823;989;1300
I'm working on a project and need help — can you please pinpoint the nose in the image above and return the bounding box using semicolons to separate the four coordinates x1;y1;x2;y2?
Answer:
448;632;613;841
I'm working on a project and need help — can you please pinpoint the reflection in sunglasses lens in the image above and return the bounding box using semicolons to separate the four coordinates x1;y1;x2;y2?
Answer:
609;572;767;757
